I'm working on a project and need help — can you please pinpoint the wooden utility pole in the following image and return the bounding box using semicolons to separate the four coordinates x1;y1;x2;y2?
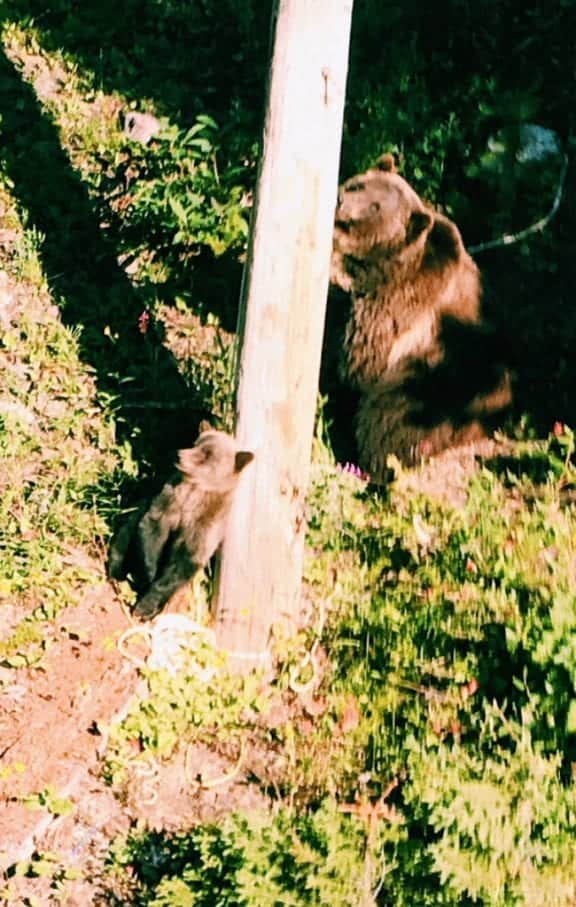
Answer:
215;0;353;670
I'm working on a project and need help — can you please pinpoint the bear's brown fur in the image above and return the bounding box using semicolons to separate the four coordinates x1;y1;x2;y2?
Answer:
108;428;254;620
330;154;512;477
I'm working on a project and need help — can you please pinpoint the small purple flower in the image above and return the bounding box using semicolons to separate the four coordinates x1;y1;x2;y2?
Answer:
337;461;370;482
138;310;150;335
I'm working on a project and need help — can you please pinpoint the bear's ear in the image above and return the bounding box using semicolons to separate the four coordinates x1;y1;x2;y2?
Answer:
375;153;396;173
406;210;432;244
426;215;465;264
235;451;254;473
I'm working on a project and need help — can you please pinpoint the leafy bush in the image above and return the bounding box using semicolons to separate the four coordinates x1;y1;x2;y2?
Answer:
104;640;268;784
308;438;576;905
103;115;251;272
111;800;384;907
404;714;576;907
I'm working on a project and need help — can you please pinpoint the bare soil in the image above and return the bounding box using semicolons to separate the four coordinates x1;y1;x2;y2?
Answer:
0;582;133;894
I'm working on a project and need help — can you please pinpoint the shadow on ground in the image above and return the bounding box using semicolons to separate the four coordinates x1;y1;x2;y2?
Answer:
3;0;270;130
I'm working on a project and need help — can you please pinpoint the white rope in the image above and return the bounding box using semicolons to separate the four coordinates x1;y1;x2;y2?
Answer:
117;614;217;679
469;153;568;255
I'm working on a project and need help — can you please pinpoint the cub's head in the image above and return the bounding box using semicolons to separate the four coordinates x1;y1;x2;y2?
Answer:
332;154;466;291
177;427;254;493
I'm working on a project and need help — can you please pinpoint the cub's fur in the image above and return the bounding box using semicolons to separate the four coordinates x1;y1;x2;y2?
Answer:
108;428;253;620
330;154;511;476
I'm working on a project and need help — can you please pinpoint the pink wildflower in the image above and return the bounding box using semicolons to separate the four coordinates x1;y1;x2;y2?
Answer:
338;461;371;482
138;310;150;335
417;439;433;458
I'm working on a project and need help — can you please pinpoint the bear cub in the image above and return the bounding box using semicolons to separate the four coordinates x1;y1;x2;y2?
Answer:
108;426;254;620
330;153;512;478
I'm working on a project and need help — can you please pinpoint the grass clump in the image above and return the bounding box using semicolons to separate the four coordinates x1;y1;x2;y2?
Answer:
0;191;120;667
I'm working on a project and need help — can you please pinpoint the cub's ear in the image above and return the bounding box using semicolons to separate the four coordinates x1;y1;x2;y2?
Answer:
406;209;432;244
198;419;213;433
235;451;254;472
375;153;396;173
426;215;465;265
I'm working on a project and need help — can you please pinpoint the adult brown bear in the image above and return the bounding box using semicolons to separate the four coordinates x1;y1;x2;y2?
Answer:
329;154;512;479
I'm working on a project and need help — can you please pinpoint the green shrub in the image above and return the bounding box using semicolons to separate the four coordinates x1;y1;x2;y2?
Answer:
108;115;250;267
111;800;386;907
404;709;576;907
